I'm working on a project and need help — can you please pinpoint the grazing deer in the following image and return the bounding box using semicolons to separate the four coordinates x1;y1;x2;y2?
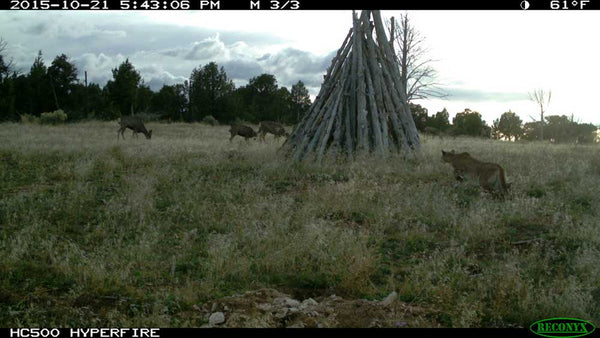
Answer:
258;121;289;141
118;116;152;140
229;124;257;141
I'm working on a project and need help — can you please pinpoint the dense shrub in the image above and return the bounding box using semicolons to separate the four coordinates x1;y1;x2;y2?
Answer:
40;109;68;125
20;114;40;124
202;115;219;126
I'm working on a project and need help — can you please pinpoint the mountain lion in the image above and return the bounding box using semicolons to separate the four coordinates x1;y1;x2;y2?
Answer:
442;150;510;196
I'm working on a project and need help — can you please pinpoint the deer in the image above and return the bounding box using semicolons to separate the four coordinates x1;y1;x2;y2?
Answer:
257;121;289;141
118;116;152;140
229;124;258;141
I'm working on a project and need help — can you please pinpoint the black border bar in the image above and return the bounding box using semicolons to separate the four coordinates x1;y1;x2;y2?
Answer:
3;0;600;10
0;328;540;338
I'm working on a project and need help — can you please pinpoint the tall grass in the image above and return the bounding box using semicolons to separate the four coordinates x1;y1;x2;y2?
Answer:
0;121;598;327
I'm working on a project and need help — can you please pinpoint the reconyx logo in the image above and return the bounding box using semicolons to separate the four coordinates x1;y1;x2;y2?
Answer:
530;318;596;338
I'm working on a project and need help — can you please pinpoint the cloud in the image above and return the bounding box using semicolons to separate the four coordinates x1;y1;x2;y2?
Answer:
19;16;126;40
72;52;189;91
146;73;188;91
72;53;126;86
153;35;334;92
258;48;333;88
443;87;529;102
0;11;337;97
138;65;188;91
222;59;264;82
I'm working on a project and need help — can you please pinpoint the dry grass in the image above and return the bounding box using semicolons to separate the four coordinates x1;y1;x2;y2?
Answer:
1;121;599;327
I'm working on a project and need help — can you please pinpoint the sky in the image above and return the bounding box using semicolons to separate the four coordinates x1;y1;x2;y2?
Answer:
1;10;599;125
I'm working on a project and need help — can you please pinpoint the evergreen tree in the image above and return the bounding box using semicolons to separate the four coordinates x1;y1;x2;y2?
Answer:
135;84;154;114
247;73;279;122
188;62;234;122
28;50;54;115
152;84;188;121
0;38;17;121
105;59;142;118
290;81;311;123
430;108;450;132
47;54;78;111
452;108;489;137
409;103;429;131
497;110;523;141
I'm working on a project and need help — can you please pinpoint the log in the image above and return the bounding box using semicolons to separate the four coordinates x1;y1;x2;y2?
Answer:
285;28;353;152
361;13;390;152
354;11;369;152
343;98;354;161
291;65;349;160
317;80;345;162
284;9;420;161
363;46;384;155
302;63;350;161
372;10;420;150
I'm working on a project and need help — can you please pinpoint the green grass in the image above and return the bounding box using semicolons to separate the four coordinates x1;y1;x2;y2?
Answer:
1;121;599;327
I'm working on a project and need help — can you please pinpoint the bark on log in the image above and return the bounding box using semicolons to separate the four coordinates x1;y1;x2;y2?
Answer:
354;11;369;152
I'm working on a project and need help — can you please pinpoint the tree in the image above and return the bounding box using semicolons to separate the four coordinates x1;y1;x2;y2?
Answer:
544;115;573;143
105;59;142;118
27;50;54;116
480;124;492;138
0;38;17;121
542;115;596;144
497;110;523;141
246;73;281;122
573;123;597;144
452;108;489;137
529;88;551;141
290;81;311;123
523;117;591;144
135;84;154;114
522;121;542;141
409;103;429;131
491;119;501;140
47;54;78;111
188;62;234;122
67;82;108;121
228;85;255;123
152;84;188;121
249;73;278;94
429;108;451;132
390;13;447;102
0;38;14;83
275;86;293;123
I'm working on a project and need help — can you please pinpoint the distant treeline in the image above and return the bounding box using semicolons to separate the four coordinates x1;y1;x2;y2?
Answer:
411;105;598;143
0;51;312;125
0;49;597;143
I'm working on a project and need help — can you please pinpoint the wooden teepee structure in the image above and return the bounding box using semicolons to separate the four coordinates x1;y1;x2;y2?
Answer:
283;10;420;162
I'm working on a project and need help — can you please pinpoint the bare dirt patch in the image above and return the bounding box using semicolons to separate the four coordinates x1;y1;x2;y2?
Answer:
195;288;443;328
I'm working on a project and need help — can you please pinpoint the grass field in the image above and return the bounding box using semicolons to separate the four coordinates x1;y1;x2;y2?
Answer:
1;121;599;327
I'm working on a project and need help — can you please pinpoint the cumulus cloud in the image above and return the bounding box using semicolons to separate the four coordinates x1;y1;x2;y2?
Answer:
0;11;335;96
72;53;127;86
222;59;264;82
152;34;333;91
138;65;188;91
184;36;229;60
259;48;334;88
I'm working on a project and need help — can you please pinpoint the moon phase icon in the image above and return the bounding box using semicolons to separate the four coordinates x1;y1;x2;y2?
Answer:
520;0;530;9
